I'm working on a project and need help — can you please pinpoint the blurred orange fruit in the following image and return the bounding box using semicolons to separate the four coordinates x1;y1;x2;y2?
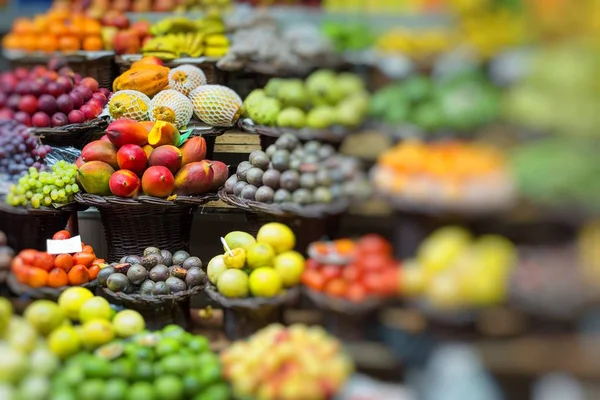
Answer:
59;36;80;52
83;36;103;51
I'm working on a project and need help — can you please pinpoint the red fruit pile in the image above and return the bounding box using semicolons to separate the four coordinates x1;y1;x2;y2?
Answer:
0;64;110;127
302;234;401;302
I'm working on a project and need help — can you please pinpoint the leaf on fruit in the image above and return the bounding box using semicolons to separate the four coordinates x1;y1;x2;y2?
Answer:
178;129;193;146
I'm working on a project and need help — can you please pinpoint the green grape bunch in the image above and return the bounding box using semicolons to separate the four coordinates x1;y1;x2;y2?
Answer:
5;161;79;209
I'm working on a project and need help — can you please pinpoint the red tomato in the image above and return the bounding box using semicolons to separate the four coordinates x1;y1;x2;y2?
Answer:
302;270;327;291
357;234;392;256
346;282;368;302
356;254;390;273
362;272;388;297
324;278;348;298
321;264;343;282
381;268;400;296
342;264;363;282
305;258;321;271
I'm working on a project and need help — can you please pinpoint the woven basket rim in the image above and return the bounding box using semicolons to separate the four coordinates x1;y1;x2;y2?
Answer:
114;55;220;66
75;192;218;208
302;286;387;316
100;284;204;306
3;50;115;61
0;200;80;216
30;117;109;136
237;118;357;143
205;283;300;309
218;189;349;218
7;273;97;298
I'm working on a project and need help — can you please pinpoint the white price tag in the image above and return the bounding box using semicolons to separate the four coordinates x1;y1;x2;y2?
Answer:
46;235;83;255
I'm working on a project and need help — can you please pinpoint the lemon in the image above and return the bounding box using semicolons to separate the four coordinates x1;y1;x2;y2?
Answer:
112;310;145;338
246;243;276;269
79;297;113;324
48;326;81;359
249;267;282;297
256;223;295;254
24;300;65;336
58;288;94;321
273;251;305;287
81;320;115;349
216;269;249;298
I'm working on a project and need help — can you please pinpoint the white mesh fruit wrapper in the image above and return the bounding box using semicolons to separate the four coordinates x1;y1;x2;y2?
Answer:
168;64;207;96
108;90;151;121
149;89;194;129
189;85;243;127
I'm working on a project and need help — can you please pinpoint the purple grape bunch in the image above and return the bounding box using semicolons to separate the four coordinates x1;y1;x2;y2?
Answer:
0;119;50;179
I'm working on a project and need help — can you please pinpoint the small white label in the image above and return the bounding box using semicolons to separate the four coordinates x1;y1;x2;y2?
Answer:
47;236;83;255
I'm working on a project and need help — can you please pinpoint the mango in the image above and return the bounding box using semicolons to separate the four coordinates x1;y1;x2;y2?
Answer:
100;135;111;142
106;118;149;148
210;161;229;190
179;136;207;165
78;161;115;196
81;140;119;170
148;145;183;174
141;166;175;198
140;121;155;133
147;121;181;147
109;170;141;198
174;160;214;196
117;144;148;175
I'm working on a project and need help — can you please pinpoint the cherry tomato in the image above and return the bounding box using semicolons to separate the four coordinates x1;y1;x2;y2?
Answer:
324;278;348;298
342;264;363;282
302;270;327;291
321;264;343;282
356;254;390;273
346;283;368;302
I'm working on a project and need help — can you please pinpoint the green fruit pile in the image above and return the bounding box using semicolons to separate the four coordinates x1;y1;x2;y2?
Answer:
224;133;369;206
51;325;230;400
99;248;206;296
242;70;370;129
321;21;375;52
208;224;305;298
369;72;500;132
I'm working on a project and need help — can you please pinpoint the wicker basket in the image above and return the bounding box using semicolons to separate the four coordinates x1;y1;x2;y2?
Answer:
31;117;109;149
0;202;79;252
205;283;300;340
4;51;117;90
75;193;216;262
7;273;97;300
115;55;220;85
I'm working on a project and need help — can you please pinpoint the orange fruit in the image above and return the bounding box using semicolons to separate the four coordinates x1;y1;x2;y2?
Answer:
82;245;95;255
68;265;90;285
48;268;69;288
72;252;95;267
2;34;21;50
53;230;71;240
83;20;102;37
19;249;38;266
28;268;49;288
13;18;35;35
88;265;100;280
54;254;74;272
21;36;37;52
49;24;68;37
83;36;103;51
58;35;80;52
38;35;59;53
34;253;56;271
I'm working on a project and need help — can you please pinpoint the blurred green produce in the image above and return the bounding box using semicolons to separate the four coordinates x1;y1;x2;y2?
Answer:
321;21;376;52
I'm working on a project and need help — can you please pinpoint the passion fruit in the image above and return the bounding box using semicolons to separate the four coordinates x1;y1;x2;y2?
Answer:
97;266;115;287
149;265;169;282
152;281;170;295
165;277;187;293
107;273;130;293
139;280;155;295
143;247;161;256
160;250;173;267
172;250;190;266
127;264;148;285
182;256;202;270
185;267;206;288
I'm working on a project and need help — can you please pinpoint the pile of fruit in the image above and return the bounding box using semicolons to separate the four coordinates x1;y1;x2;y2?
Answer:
99;247;205;296
403;227;517;310
243;70;369;129
372;140;515;211
207;224;305;299
77;120;228;198
25;287;145;358
0;298;60;399
0;64;110;127
369;73;500;133
111;60;243;128
52;324;229;400
302;235;401;302
221;323;353;400
375;28;456;60
67;0;232;14
108;19;153;55
5;161;79;208
321;22;375;52
224;133;369;206
0;120;51;180
10;230;104;288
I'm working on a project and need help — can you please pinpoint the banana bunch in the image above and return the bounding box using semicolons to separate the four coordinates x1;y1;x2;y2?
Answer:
195;16;226;35
142;33;229;59
150;17;199;37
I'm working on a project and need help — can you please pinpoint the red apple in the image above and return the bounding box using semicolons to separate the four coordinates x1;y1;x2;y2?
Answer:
46;82;64;98
68;110;86;124
91;92;107;105
14;111;31;126
131;20;151;38
102;13;130;30
69;91;84;109
0;109;15;120
80;77;99;93
18;95;38;115
113;30;140;55
38;94;58;115
51;112;69;127
7;94;21;111
32;112;52;127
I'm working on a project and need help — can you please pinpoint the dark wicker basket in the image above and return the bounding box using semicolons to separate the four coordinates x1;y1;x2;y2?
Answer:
75;193;216;262
205;283;300;340
115;56;220;85
99;285;203;331
0;202;79;252
31;117;109;149
7;273;97;300
4;51;117;90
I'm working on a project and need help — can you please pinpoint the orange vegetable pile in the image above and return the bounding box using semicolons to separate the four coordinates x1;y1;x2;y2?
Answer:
11;230;105;288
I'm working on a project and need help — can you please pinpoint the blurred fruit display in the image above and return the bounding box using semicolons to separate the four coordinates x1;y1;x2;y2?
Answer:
375;28;457;61
221;323;353;399
369;71;500;133
403;226;517;310
97;247;206;296
321;22;376;53
302;235;401;302
207;223;304;298
56;0;233;14
371;140;515;212
243;70;369;129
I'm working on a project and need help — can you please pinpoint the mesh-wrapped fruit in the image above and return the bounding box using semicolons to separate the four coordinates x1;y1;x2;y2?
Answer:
189;85;242;127
148;89;194;129
168;64;206;96
108;90;151;121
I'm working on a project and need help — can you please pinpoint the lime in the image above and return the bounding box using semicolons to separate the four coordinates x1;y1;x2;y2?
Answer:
81;319;115;349
127;382;154;400
156;337;181;357
249;267;282;297
273;251;305;287
24;300;66;335
51;389;77;400
256;223;295;254
154;375;184;400
57;287;94;320
51;374;71;394
133;361;154;381
216;269;249;298
104;378;128;400
48;325;81;359
125;342;154;361
82;357;112;379
161;324;189;343
112;310;145;338
112;358;134;380
133;332;160;347
187;336;209;353
194;383;230;400
182;373;202;396
153;363;164;377
77;379;105;400
161;354;189;375
246;242;276;269
62;364;85;387
197;362;222;387
207;255;227;284
79;297;113;323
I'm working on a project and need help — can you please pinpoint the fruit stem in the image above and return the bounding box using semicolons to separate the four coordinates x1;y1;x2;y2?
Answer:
220;237;234;257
